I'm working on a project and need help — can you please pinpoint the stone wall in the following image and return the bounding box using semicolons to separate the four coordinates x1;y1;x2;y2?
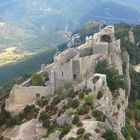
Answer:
51;60;74;92
87;74;107;92
93;42;108;55
108;39;123;75
54;48;78;65
5;85;50;114
79;47;92;57
78;55;99;81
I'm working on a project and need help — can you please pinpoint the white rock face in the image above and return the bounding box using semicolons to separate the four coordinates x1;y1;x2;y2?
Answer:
57;114;73;126
128;31;135;44
47;131;61;140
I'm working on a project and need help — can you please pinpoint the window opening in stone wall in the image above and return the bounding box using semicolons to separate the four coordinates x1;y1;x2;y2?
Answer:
73;74;77;80
100;35;111;43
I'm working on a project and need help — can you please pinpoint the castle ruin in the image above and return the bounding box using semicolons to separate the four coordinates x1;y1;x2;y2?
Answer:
49;26;123;92
5;26;129;139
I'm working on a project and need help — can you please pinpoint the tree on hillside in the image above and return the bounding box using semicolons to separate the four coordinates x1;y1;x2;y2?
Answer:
102;129;118;140
96;60;126;91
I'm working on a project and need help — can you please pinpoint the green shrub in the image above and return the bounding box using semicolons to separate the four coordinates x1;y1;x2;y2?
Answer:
83;133;92;140
23;105;39;120
23;105;36;115
79;92;84;99
134;109;140;122
78;105;89;115
84;95;94;105
96;60;126;91
43;123;71;138
57;109;65;117
64;82;73;91
45;105;58;116
97;91;103;100
39;111;51;121
51;96;61;105
14;113;24;125
133;130;140;140
73;115;80;125
31;73;43;86
117;104;121;110
77;122;83;127
0;104;39;127
76;128;85;135
6;118;16;126
38;98;48;107
43;123;59;138
67;89;75;98
42;119;50;128
71;99;80;109
92;109;104;121
84;115;91;120
102;129;118;140
63;100;72;110
0;109;12;127
59;124;72;139
43;71;49;81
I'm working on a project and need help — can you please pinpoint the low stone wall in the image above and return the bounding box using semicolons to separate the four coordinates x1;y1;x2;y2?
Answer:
20;63;54;87
5;85;50;114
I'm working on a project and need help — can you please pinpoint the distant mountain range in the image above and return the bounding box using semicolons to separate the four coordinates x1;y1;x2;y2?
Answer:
0;0;140;51
0;0;140;85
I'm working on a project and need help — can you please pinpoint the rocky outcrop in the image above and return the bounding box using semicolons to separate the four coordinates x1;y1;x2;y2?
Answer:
122;51;131;97
127;31;135;44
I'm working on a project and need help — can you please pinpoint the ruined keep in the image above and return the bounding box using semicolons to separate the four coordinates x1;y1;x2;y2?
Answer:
50;26;123;92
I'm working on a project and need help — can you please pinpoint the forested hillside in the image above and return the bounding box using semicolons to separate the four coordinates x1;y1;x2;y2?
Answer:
115;23;140;140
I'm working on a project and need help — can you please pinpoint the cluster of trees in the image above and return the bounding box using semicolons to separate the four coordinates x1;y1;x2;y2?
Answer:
96;60;126;92
102;129;118;140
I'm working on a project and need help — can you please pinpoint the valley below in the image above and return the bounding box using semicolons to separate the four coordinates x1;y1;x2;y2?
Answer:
0;0;140;85
0;46;34;66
